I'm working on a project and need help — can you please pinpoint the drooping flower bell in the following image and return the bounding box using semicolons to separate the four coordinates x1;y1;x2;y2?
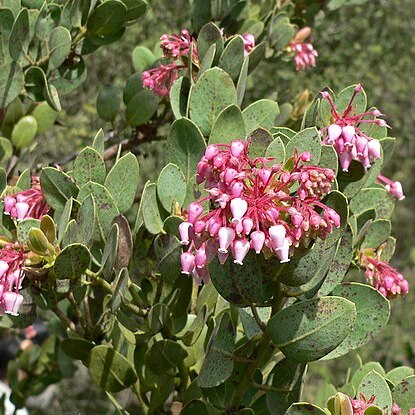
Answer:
3;176;49;221
377;174;405;200
289;27;318;71
361;253;409;299
0;244;27;316
320;85;388;172
142;28;198;97
179;139;340;284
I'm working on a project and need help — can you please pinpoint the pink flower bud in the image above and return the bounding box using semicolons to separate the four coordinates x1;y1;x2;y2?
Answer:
213;154;225;168
266;207;280;221
180;252;195;274
208;218;222;236
230;198;248;223
230;181;244;197
232;239;250;265
188;202;204;224
320;91;331;99
355;135;368;155
367;139;381;159
3;196;16;214
400;279;409;294
354;84;363;92
230;140;245;157
300;152;311;162
195;245;207;268
2;291;24;316
340;152;352;172
291;213;303;227
205;144;219;160
15;202;29;220
194;220;206;234
0;261;9;278
268;225;286;250
250;231;265;253
242;218;254;235
275;238;290;263
179;222;192;245
258;168;272;185
218;227;235;254
224;168;239;184
386;181;405;200
342;126;356;144
372;109;382;117
326;208;341;227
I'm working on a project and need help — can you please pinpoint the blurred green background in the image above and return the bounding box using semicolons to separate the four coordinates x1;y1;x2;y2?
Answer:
23;0;415;411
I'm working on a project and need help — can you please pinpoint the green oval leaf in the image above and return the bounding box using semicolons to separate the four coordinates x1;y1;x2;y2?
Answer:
142;182;164;235
188;67;237;136
0;62;24;107
285;127;322;164
53;243;90;279
358;371;392;414
31;102;58;134
96;84;121;122
88;345;137;392
105;152;140;213
157;163;186;211
267;296;356;362
73;146;106;187
86;0;127;36
11;115;38;149
392;376;415;411
243;99;280;135
166;118;206;182
197;311;235;388
125;89;158;126
40;167;78;211
321;283;390;359
9;8;30;61
209;104;246;144
48;26;72;71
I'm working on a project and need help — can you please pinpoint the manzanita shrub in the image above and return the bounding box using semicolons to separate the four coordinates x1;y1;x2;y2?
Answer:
0;0;414;414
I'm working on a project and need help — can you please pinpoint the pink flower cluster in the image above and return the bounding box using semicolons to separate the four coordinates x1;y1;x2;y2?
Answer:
0;244;26;316
320;85;387;172
179;139;340;284
142;29;197;97
377;174;405;200
160;29;194;58
289;27;318;71
142;63;186;97
4;177;49;221
142;29;255;97
350;393;376;415
363;255;409;299
241;33;255;56
350;394;415;415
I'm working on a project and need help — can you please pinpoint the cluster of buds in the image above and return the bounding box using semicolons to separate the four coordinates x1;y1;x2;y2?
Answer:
3;177;49;221
377;174;405;200
0;244;26;316
349;393;376;415
142;29;255;97
241;33;255;56
360;251;409;299
289;27;318;71
320;85;388;172
160;29;194;59
179;139;340;284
